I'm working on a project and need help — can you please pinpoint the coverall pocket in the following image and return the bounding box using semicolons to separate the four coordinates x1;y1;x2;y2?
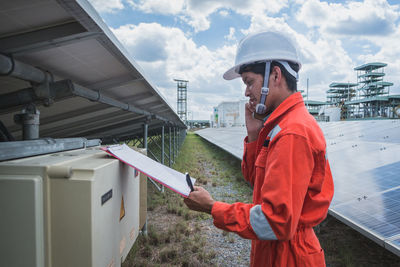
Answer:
254;147;268;168
297;249;325;267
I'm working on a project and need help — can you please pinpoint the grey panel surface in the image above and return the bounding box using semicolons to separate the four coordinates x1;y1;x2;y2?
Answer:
196;120;400;256
196;127;246;159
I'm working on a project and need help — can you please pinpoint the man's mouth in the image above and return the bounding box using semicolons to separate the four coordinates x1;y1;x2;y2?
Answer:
249;99;257;107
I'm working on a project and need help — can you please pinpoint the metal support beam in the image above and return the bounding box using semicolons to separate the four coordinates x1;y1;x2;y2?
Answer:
63;116;146;138
174;127;177;158
142;121;148;235
85;76;144;91
0;138;101;161
39;110;131;137
143;121;163;194
107;122;165;143
161;127;165;165
169;126;172;167
161;126;165;192
0;53;48;84
172;127;175;163
0;55;176;125
143;122;148;150
0;22;100;55
136;100;164;110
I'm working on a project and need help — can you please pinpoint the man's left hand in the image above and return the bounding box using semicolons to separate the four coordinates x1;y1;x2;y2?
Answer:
184;186;215;214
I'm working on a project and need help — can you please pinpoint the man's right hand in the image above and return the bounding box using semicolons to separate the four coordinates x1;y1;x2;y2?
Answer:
245;102;263;142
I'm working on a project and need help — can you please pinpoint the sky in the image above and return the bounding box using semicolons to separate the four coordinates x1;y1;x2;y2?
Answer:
87;0;400;120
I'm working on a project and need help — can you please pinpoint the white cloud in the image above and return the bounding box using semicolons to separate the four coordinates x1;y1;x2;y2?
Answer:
127;0;184;15
357;26;400;95
296;0;400;95
112;23;169;62
297;0;400;36
243;14;355;100
219;10;229;17
88;0;124;13
224;27;236;41
184;0;288;32
124;0;288;32
112;23;243;119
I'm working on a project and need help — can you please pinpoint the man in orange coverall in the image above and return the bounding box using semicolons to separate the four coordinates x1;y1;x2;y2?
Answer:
184;31;334;266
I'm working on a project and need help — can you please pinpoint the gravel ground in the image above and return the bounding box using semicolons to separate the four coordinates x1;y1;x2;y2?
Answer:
200;182;252;267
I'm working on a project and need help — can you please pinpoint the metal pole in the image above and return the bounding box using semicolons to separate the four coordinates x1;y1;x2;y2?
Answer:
0;54;170;123
161;126;165;193
161;126;165;164
175;127;178;157
143;123;148;150
142;122;148;235
179;129;182;148
0;53;48;83
14;104;40;140
169;126;172;167
172;127;175;163
173;127;176;160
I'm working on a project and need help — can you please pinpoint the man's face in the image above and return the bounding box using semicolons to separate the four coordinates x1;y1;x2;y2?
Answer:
241;71;264;112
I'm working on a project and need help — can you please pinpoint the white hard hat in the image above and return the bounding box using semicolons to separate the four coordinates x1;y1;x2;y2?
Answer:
223;31;301;80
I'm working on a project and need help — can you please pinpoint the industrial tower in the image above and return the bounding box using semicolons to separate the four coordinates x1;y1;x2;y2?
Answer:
353;62;394;117
174;79;189;123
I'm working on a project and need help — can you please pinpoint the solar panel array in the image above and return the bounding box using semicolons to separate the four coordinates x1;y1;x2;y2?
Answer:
0;0;185;143
196;119;400;256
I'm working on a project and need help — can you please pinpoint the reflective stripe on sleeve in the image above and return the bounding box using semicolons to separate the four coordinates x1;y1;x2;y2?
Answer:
249;205;277;240
325;145;328;161
268;125;281;141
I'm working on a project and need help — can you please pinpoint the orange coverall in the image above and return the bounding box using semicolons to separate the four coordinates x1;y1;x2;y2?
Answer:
211;92;334;266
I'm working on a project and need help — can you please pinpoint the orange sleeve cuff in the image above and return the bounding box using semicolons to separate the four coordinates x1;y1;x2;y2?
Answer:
211;201;232;229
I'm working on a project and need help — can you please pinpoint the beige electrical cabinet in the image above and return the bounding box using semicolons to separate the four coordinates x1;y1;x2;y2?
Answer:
0;146;147;267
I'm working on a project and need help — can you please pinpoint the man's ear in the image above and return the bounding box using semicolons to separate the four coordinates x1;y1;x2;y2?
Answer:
271;66;282;84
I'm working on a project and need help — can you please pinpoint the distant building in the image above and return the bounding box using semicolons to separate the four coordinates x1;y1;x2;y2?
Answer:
187;120;209;129
211;100;246;127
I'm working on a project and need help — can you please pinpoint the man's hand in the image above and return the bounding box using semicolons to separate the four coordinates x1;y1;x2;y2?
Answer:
245;102;263;142
184;186;215;214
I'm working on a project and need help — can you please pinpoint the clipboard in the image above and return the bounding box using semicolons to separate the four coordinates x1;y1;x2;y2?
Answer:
102;144;196;197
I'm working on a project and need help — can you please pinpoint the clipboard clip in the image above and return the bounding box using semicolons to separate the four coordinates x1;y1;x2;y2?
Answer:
185;172;194;192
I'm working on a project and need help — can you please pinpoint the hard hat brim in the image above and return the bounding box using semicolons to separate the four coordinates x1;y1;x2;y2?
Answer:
223;65;241;80
223;59;302;81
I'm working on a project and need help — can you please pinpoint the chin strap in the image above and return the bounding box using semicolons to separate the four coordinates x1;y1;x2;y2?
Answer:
255;60;298;116
255;61;271;115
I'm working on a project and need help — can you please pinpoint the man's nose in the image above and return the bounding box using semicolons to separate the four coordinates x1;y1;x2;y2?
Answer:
245;86;250;97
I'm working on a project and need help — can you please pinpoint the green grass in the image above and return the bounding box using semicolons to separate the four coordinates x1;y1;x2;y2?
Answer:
173;133;252;202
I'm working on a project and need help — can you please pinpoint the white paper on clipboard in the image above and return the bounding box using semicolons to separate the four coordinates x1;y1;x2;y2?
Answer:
102;144;195;197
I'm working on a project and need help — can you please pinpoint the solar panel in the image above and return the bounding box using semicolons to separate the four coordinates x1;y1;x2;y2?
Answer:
195;127;246;159
0;0;185;142
196;119;400;256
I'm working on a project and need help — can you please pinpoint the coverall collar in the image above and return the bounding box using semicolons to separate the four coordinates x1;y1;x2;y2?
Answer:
255;92;304;154
264;92;304;127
